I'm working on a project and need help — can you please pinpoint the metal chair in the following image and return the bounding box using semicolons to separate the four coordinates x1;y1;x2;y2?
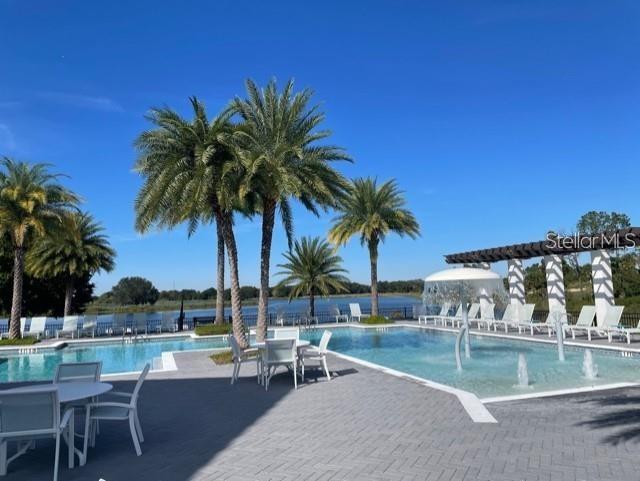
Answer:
263;339;298;391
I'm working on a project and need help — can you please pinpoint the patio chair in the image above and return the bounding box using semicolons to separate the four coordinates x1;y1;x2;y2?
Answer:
273;327;299;340
23;316;49;339
517;310;564;336
301;330;332;382
111;313;127;336
418;302;450;325
566;306;597;340
331;306;349;323
54;361;102;383
79;314;98;338
273;308;286;326
489;305;519;333
440;304;462;327
160;312;177;333
0;387;75;481
263;338;298;391
132;313;148;337
229;335;260;385
57;315;80;339
452;303;480;328
349;303;370;323
82;364;150;458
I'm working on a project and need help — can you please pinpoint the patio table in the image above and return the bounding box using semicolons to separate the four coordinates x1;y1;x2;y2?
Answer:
6;382;112;467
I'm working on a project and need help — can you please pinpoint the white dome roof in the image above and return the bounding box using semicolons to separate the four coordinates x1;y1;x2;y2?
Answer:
424;267;501;283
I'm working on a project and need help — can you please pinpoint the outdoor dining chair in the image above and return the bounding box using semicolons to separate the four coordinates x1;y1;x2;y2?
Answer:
0;387;74;481
229;335;260;385
263;338;298;391
54;362;102;384
273;327;299;340
83;363;150;458
301;330;332;382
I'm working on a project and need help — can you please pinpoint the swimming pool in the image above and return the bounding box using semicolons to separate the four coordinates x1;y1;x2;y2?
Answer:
0;336;228;383
303;326;640;398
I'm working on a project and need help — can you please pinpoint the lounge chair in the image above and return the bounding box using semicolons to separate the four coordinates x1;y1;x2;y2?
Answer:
57;315;80;339
0;387;75;481
160;312;177;333
80;315;98;337
331;306;349;323
262;338;298;391
111;313;127;336
273;308;286;326
490;305;518;333
23;316;49;339
609;316;640;344
452;303;480;328
566;306;597;340
132;313;148;337
83;364;150;458
517;310;564;337
349;303;370;323
572;305;624;341
439;304;462;327
474;303;496;330
301;330;332;382
418;302;450;325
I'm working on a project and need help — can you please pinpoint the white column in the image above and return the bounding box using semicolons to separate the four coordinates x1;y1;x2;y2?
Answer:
544;255;566;314
591;250;615;326
476;263;493;319
508;259;526;320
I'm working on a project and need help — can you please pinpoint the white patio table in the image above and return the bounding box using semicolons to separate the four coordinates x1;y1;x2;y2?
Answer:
6;382;112;467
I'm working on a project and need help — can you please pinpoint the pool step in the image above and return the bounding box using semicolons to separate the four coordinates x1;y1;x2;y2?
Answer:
152;356;163;370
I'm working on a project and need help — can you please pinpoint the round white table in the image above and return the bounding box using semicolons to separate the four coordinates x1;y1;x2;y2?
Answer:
7;381;112;403
6;382;112;467
253;339;310;349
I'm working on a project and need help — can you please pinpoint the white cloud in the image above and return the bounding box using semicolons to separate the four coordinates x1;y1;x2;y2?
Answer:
38;92;124;113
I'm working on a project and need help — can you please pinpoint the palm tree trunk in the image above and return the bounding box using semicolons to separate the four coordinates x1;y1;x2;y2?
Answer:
215;221;225;325
218;210;248;348
368;239;379;316
309;290;315;318
64;280;74;316
256;198;276;342
8;246;25;339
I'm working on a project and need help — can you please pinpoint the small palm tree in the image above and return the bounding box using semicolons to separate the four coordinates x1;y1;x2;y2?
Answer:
231;78;350;340
134;98;249;346
276;237;349;316
27;211;115;315
329;178;420;316
0;158;79;338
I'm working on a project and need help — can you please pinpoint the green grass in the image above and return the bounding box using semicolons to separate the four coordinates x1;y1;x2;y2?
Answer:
194;323;232;336
360;315;394;325
209;350;233;364
0;337;40;346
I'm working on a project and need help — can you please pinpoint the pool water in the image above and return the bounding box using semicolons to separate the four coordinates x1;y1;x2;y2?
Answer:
0;337;228;383
303;327;640;398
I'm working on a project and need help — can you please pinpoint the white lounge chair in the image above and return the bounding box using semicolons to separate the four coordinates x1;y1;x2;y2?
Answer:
516;310;564;337
301;330;332;382
229;335;260;385
474;303;496;330
418;302;450;325
0;387;75;481
572;306;624;341
263;338;298;391
331;306;349;323
23;316;49;339
609;315;640;344
490;305;518;333
111;313;127;336
451;303;480;328
349;303;370;323
439;304;462;327
79;315;98;337
566;306;597;340
57;315;80;339
82;364;150;458
132;313;148;337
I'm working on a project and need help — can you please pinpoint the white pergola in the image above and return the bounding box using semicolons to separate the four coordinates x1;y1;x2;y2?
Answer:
444;228;640;326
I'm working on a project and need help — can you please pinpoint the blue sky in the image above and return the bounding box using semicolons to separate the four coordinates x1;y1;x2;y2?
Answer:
1;0;638;294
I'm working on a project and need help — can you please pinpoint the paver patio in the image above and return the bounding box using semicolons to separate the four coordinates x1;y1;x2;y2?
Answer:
3;349;640;481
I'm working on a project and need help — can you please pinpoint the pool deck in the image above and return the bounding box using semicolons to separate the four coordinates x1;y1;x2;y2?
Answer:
3;346;640;481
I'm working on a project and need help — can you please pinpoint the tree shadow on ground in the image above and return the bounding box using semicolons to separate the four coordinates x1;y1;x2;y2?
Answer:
1;371;317;481
576;390;640;445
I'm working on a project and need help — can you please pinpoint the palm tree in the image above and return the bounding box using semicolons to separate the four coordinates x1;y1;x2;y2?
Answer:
27;211;115;315
231;78;349;341
0;158;79;338
329;178;420;316
276;237;349;316
134;98;248;346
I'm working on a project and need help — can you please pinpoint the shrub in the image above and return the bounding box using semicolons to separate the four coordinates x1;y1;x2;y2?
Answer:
210;351;233;365
361;315;393;325
0;337;39;346
195;323;232;336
